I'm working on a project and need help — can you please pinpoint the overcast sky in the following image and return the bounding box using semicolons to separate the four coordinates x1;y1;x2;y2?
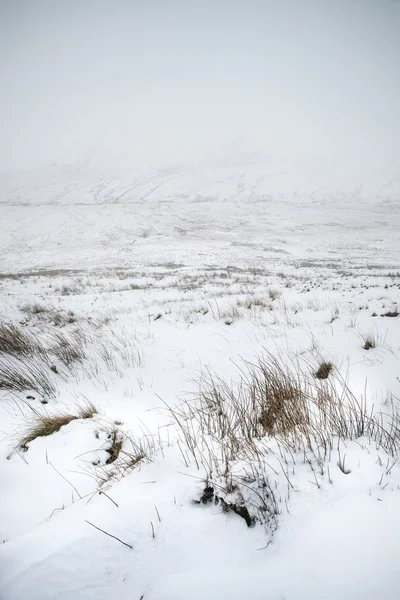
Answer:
0;0;399;172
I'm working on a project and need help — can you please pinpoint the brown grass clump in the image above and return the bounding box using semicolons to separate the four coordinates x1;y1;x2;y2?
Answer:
76;400;98;419
20;412;78;450
314;361;333;379
363;336;376;350
18;400;98;450
164;354;400;530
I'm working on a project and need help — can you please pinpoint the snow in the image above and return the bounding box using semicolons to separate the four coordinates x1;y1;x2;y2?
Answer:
1;0;400;598
1;266;399;599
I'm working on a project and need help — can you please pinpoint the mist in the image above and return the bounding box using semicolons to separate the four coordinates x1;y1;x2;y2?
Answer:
1;0;399;177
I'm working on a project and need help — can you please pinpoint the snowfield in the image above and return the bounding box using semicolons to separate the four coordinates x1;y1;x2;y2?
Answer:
1;158;399;274
0;199;399;598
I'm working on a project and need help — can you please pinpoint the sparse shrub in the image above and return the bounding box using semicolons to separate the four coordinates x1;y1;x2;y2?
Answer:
60;285;74;296
220;305;240;325
238;297;270;310
94;428;155;485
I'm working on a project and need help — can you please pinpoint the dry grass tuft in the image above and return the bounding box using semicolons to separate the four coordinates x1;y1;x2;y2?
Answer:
164;354;400;530
0;321;40;358
314;361;333;379
18;400;98;449
20;304;77;327
168;353;400;465
363;335;376;350
50;331;86;365
0;355;57;397
20;303;47;316
76;400;98;419
19;412;78;450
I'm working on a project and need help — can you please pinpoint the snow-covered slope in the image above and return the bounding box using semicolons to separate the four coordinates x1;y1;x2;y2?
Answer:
1;152;399;274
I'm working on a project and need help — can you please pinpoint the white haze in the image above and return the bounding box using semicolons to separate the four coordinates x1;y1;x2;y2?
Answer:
1;0;399;177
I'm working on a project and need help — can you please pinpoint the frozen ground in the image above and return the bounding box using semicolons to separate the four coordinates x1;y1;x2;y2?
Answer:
0;186;400;599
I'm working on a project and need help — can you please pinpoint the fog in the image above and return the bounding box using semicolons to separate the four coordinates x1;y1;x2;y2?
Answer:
1;0;399;175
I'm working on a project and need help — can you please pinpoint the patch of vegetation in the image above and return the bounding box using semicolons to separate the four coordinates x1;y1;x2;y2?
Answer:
166;354;400;530
363;336;376;350
0;321;40;358
50;331;86;366
314;361;333;380
20;303;47;316
0;355;57;397
238;296;270;310
20;304;77;327
19;411;78;450
77;400;98;419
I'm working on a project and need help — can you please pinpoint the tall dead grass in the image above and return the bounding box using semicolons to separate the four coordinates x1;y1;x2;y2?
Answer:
164;354;399;528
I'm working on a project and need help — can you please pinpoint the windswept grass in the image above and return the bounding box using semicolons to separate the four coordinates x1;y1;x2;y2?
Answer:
0;355;57;397
0;321;40;358
19;412;78;450
20;304;77;327
50;331;86;366
18;401;98;450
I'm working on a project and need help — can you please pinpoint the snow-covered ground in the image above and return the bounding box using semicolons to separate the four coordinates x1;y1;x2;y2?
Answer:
0;250;399;599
